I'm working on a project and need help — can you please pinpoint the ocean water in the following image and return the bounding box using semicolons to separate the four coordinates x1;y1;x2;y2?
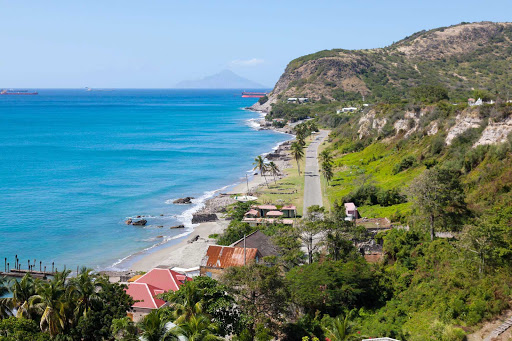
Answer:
0;89;288;271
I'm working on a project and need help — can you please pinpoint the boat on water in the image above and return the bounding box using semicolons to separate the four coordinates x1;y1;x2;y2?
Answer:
0;89;38;95
242;91;267;98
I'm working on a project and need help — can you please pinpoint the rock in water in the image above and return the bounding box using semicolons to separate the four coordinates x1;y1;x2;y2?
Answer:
132;219;147;226
173;197;194;204
191;213;218;224
125;219;133;225
170;225;185;229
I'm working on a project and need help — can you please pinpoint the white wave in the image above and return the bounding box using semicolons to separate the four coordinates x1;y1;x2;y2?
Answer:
245;118;262;130
107;229;193;271
174;184;232;228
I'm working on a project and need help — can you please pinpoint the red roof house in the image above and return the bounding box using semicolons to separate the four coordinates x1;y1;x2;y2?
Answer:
200;245;261;279
125;268;191;321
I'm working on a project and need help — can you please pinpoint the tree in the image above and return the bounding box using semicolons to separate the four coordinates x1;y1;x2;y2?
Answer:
138;309;171;341
321;312;360;341
268;161;280;184
8;273;36;319
291;142;305;175
221;264;289;339
408;168;467;240
319;150;333;165
0;317;50;341
111;317;138;341
167;313;223;341
272;228;305;270
30;280;67;337
295;219;322;264
321;160;334;185
253;155;269;187
69;267;101;320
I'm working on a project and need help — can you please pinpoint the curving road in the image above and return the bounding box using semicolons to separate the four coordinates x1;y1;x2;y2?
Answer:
303;130;329;214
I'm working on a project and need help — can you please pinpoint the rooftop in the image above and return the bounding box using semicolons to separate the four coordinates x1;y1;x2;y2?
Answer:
201;245;259;268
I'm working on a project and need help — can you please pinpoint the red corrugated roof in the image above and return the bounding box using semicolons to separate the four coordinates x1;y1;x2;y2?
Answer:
125;283;167;309
202;245;259;268
134;268;191;292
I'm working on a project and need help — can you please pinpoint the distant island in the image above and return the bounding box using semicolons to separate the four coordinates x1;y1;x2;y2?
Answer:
176;69;267;89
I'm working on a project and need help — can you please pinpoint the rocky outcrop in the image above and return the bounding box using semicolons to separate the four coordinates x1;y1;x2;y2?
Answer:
173;197;194;204
445;110;482;145
132;219;147;226
170;224;185;229
474;117;512;147
191;213;218;224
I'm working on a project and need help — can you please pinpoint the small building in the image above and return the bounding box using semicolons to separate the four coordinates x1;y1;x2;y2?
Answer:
244;208;260;218
200;245;261;279
242;217;294;227
468;98;476;105
281;205;297;218
298;97;309;103
125;268;191;322
344;202;359;220
231;230;279;258
469;97;483;106
255;205;278;217
287;97;298;103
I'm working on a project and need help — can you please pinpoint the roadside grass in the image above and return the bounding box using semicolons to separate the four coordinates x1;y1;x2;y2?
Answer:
255;137;311;216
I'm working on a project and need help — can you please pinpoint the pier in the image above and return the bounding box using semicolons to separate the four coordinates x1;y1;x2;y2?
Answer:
1;256;58;279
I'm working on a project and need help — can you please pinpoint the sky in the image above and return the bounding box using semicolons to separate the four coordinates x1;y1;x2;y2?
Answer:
1;0;511;88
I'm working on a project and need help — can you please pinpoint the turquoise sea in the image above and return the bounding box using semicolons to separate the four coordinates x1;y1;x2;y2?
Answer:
0;89;288;271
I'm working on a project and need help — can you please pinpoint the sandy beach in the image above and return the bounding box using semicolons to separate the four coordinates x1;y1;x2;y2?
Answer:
128;117;294;272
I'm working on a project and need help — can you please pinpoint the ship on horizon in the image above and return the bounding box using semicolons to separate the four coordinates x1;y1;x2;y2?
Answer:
1;89;38;95
241;91;268;98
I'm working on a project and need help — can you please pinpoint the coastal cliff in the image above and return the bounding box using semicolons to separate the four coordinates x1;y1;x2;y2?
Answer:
251;21;512;112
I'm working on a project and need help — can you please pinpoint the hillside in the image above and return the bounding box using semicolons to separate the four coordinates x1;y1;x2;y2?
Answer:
252;21;512;112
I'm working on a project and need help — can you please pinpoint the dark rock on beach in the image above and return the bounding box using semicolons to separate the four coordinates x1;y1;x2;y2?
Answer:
132;219;147;226
191;213;218;224
187;235;200;243
173;197;194;204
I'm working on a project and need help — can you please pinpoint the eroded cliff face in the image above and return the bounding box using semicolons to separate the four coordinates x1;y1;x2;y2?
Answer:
445;109;483;145
474;117;512;147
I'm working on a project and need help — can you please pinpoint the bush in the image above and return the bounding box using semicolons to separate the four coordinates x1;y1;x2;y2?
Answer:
393;155;417;174
258;95;269;105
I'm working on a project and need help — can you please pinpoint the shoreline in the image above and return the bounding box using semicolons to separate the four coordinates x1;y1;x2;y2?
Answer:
112;108;295;273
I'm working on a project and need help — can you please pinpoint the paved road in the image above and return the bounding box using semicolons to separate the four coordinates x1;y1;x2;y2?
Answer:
302;130;329;215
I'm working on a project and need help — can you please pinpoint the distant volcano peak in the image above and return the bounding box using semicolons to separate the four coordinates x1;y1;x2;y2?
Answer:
176;70;266;89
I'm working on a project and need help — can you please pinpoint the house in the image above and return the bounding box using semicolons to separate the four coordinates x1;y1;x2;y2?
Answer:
231;230;279;258
468;98;476;105
344;202;359;220
298;97;309;103
342;107;358;113
200;245;262;279
281;205;297;218
254;204;278;217
242;217;294;227
287;97;309;104
287;97;298;103
125;268;191;321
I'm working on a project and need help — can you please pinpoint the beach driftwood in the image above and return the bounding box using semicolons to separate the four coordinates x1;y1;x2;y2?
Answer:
132;219;147;226
173;197;194;204
191;213;218;224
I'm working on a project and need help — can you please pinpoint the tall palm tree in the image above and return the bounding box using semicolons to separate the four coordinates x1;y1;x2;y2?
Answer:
268;162;280;184
69;267;101;320
252;155;269;187
167;313;223;341
0;276;13;319
167;281;203;323
319;150;333;165
9;273;37;319
31;280;67;337
291;141;304;175
321;160;334;185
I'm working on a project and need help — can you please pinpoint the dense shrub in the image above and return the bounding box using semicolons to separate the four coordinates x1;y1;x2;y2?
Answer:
393;155;417;174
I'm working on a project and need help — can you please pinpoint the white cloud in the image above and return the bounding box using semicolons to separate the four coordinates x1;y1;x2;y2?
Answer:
230;58;264;66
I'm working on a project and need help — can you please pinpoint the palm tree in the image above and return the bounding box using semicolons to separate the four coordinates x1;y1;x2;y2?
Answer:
321;311;359;341
268;161;280;184
167;313;223;341
0;277;13;319
31;280;67;337
252;155;269;187
291;141;304;175
321;160;334;185
319;150;333;165
69;267;101;320
168;281;203;323
111;316;138;341
9;273;37;319
138;309;172;341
